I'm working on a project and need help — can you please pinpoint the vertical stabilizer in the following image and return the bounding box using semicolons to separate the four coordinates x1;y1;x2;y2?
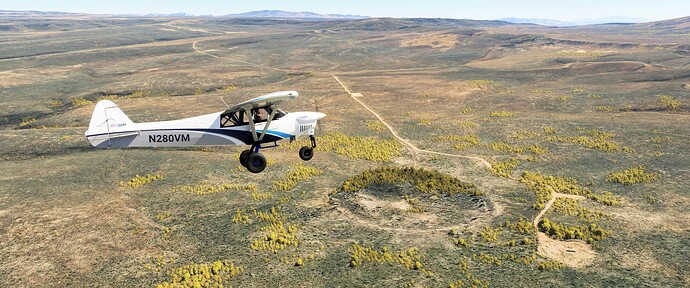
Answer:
85;100;136;147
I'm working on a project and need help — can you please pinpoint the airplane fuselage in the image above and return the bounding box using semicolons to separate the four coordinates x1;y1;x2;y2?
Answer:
85;111;324;149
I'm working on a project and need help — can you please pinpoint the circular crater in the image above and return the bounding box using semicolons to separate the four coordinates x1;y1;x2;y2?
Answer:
331;183;492;232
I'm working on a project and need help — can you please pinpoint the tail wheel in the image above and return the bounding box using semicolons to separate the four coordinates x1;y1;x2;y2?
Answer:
299;146;314;161
246;153;267;173
239;149;252;167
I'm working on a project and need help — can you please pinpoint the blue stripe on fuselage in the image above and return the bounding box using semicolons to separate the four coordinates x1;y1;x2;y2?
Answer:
86;128;292;144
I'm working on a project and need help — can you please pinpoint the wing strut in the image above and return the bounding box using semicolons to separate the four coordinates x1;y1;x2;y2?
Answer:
245;105;279;143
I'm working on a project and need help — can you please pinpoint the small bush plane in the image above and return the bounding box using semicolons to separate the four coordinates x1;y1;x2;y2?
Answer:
85;91;325;173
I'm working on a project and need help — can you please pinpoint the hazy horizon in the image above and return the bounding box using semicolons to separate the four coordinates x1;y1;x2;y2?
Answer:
1;0;688;21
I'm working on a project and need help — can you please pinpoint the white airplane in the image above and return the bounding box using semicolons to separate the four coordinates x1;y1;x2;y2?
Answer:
85;91;325;173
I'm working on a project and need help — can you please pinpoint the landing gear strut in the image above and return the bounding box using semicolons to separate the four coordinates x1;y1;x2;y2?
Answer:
299;135;317;161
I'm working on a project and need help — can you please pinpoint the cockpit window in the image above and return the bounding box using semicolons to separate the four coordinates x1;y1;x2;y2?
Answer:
220;110;247;127
220;107;288;128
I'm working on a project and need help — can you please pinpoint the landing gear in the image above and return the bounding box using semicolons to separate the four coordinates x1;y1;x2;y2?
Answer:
239;149;252;167
246;152;266;173
299;146;313;161
299;135;317;161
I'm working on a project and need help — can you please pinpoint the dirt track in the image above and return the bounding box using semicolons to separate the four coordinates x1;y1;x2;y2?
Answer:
331;74;597;268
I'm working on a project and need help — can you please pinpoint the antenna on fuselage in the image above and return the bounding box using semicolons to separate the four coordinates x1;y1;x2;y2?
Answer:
220;97;230;109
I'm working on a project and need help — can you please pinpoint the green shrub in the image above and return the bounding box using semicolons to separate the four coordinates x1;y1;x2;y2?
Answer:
538;260;566;271
340;166;481;197
538;217;610;244
607;165;660;185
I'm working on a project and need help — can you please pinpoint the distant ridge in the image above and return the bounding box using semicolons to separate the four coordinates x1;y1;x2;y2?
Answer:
226;10;369;19
498;18;576;27
144;12;195;17
499;16;652;26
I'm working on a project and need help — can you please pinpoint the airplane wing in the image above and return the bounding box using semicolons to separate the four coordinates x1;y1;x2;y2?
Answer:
224;91;298;113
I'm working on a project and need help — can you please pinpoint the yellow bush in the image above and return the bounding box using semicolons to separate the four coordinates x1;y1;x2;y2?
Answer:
281;132;402;162
47;99;63;109
457;120;478;128
607;165;660;185
120;174;163;188
488;141;547;155
18;118;37;128
156;211;172;221
232;209;252;224
487;158;519;178
479;227;502;242
172;183;256;195
252;191;272;201
155;260;243;288
218;85;237;92
556;96;571;102
520;170;622;208
543;126;556;134
348;243;432;275
659;95;680;111
454;237;471;247
513;130;541;140
552;198;610;222
546;129;631;153
124;90;153;99
365;121;386;132
489;111;515;117
250;207;300;253
502;218;533;234
271;163;322;192
649;136;668;144
71;97;93;107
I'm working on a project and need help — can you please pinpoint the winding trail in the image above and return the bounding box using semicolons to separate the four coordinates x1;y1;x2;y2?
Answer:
332;74;492;168
331;73;597;267
533;191;586;229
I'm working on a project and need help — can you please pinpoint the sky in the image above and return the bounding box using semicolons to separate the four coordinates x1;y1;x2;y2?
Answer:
1;0;688;21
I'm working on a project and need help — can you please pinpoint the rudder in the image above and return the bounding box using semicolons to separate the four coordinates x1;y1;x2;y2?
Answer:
85;100;136;147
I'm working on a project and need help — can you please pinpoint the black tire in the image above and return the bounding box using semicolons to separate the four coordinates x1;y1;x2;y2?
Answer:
239;149;252;167
299;146;314;161
246;153;267;173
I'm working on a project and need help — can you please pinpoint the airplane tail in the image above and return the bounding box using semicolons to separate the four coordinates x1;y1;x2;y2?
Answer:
85;100;136;147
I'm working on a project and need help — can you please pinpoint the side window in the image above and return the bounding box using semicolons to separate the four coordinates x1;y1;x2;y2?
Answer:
220;111;247;127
